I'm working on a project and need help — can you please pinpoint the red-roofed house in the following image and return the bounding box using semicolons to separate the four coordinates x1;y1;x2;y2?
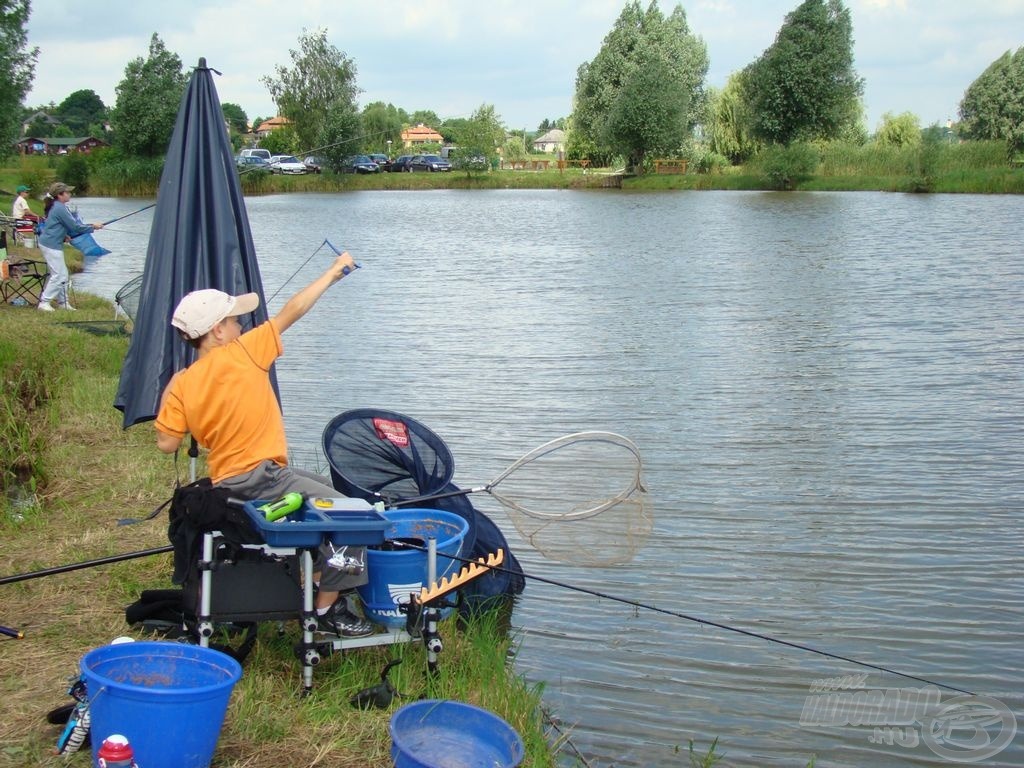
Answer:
256;116;292;137
401;124;443;148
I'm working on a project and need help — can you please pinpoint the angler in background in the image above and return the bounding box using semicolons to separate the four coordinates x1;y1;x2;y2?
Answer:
11;184;40;222
37;182;103;312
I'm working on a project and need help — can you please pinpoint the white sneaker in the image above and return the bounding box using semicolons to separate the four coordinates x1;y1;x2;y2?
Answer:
59;303;77;311
37;302;55;312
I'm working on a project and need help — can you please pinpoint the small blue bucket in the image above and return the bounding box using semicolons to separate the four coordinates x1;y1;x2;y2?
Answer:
358;508;469;627
80;641;242;768
390;699;525;768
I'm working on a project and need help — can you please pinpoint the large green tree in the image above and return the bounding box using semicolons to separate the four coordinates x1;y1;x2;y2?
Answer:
110;33;187;156
56;89;106;135
571;0;708;170
958;47;1024;154
262;28;360;157
220;102;248;135
743;0;863;146
0;0;38;155
410;110;441;129
452;103;505;172
361;101;406;153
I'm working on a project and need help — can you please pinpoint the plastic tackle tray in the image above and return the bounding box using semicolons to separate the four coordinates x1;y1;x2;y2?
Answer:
243;497;388;547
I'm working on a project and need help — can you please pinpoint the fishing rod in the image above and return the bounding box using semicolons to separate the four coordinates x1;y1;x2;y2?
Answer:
102;203;156;227
402;543;976;696
0;546;173;586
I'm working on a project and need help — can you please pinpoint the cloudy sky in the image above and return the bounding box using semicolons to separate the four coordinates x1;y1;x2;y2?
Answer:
23;0;1024;134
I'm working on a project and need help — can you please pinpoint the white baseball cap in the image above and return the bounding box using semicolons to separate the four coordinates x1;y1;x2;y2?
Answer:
171;289;259;339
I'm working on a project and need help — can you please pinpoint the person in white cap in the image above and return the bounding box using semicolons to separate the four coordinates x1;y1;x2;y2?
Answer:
155;252;374;637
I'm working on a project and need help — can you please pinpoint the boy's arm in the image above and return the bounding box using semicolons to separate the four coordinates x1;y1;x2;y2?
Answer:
155;372;184;453
273;253;356;333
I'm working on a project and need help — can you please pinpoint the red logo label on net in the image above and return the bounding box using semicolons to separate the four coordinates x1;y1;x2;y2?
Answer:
373;418;410;448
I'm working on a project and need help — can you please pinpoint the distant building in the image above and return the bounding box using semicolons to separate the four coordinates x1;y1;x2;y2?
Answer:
15;136;109;155
255;116;292;137
401;124;443;148
532;129;565;154
21;111;62;135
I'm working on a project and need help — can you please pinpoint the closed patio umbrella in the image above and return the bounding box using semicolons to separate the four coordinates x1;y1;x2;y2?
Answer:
114;58;275;428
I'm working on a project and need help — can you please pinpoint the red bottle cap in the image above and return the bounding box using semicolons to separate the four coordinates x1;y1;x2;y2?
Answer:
98;734;134;761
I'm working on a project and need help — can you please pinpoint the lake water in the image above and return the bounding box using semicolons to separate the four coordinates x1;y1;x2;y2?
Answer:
74;189;1023;767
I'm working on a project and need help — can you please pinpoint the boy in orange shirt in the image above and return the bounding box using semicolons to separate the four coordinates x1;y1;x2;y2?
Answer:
156;253;373;637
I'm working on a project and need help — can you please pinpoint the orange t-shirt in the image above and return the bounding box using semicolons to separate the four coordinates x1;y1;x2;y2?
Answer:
156;320;287;483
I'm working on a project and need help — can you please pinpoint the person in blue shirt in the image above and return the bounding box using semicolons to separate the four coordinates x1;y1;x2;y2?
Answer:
37;181;103;312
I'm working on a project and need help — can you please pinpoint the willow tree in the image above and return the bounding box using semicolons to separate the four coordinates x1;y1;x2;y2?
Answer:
571;0;708;170
262;28;360;163
705;72;759;163
744;0;863;146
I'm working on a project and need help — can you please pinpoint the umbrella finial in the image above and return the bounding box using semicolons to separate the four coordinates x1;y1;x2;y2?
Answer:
195;57;221;75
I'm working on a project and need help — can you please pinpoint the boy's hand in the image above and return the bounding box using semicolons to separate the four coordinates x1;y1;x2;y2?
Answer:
332;252;357;280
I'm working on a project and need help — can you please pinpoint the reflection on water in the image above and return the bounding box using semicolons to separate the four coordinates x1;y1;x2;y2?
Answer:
76;191;1024;767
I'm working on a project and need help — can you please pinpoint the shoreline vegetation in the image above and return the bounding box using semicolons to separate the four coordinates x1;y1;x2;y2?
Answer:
2;137;1023;203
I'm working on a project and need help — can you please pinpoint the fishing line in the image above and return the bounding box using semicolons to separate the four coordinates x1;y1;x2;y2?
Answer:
402;544;976;696
264;238;355;303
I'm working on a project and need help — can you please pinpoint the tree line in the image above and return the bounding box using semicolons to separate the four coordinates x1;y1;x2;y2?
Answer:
2;0;1022;178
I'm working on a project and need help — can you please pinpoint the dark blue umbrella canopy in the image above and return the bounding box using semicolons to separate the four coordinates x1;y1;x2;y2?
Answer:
115;58;274;428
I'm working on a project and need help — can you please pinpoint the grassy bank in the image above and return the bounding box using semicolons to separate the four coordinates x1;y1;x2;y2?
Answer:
0;281;555;766
4;138;1022;200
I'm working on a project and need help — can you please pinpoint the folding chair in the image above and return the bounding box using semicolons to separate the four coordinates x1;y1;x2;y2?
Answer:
1;246;48;306
2;261;48;306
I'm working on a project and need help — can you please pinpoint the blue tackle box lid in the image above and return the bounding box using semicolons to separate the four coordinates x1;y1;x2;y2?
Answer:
243;496;389;547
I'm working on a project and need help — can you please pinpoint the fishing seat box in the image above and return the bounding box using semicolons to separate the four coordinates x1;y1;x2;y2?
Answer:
182;498;388;623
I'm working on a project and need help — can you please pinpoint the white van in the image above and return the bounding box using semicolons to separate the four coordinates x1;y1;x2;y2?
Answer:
240;148;272;162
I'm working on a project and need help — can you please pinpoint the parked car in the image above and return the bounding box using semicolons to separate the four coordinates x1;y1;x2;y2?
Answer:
386;155;415;173
236;155;270;171
368;153;389;168
240;148;272;162
303;156;323;173
268;155;307;175
410;154;451;172
340;155;380;174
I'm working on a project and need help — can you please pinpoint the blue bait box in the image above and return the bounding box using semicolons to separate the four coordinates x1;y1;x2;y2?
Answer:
243;497;388;547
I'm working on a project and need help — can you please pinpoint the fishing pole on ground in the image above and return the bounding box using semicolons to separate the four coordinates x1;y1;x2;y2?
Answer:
0;546;173;587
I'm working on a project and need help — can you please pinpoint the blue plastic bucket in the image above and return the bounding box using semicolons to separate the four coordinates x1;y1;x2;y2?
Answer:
390;699;524;768
80;641;242;768
358;508;469;627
